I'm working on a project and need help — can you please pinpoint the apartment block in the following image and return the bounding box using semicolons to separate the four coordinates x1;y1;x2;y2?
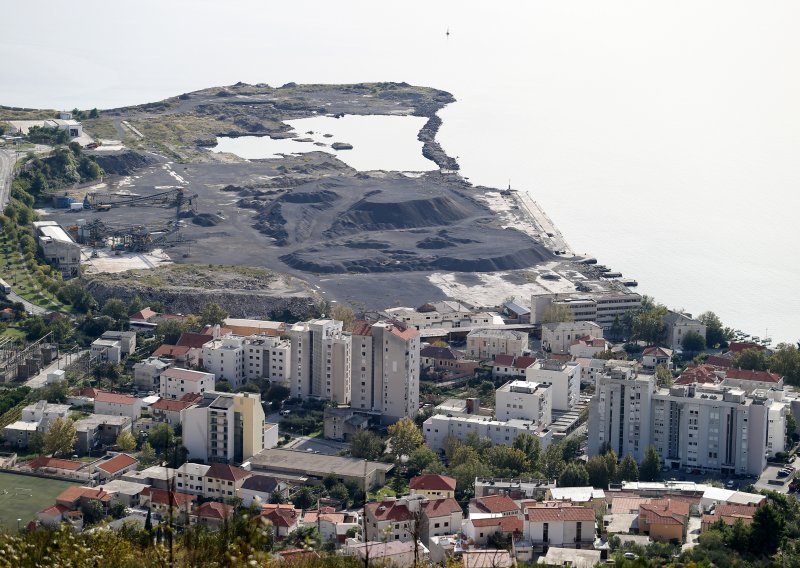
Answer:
495;380;552;424
525;359;581;412
160;367;215;400
133;357;172;391
531;285;642;330
351;320;420;423
423;414;552;454
243;335;291;384
466;329;529;360
541;321;603;355
202;336;245;388
288;319;352;404
183;391;267;464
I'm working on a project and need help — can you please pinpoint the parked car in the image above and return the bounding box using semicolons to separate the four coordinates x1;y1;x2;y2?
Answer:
280;409;291;416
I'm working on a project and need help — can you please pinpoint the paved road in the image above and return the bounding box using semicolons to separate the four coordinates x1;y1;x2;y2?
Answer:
24;350;87;389
0;148;15;210
6;290;50;316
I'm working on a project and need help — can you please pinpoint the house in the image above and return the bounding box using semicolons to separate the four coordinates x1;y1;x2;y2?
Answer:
94;391;142;419
140;487;196;521
73;415;132;455
302;507;361;544
569;336;610;358
492;355;537;379
37;504;71;527
133;357;172;391
701;504;759;532
159;367;215;400
150;394;201;426
174;463;211;496
100;331;137;356
238;475;289;507
323;407;371;441
421;498;463;545
203;463;251;500
548;486;607;514
420;346;480;380
56;486;113;511
345;540;430;568
466;329;529;360
191;501;234;528
462;516;522;546
96;479;149;507
642;346;674;370
90;338;122;364
260;504;301;537
663;312;707;351
469;495;520;517
523;502;596;549
95;453;139;481
638;499;690;543
541;321;603;355
24;456;84;478
152;345;198;367
364;498;414;542
408;474;457;500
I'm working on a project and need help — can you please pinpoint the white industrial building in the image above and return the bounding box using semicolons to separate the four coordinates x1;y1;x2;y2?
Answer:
531;284;642;330
32;221;81;279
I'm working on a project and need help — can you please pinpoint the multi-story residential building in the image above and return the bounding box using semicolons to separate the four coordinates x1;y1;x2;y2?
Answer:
642;346;673;370
423;414;552;454
32;221;80;278
202;336;245;388
463;516;523;547
364;495;461;546
4;400;72;448
150;394;202;426
242;335;291;384
90;339;122;364
174;462;211;496
495;380;552;424
203;463;251;500
587;366;656;463
525;360;581;412
73;415;132;455
94;391;142;420
466;329;529;360
160;367;215;400
133;357;172;391
662;312;707;351
351;320;420;423
473;478;556;500
492;355;537;380
288;319;352;404
523;502;596;550
183;391;267;464
420;498;463;546
541;321;603;355
569;337;610;358
100;331;137;357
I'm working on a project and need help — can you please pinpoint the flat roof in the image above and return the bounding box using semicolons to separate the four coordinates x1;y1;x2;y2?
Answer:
38;224;75;244
250;448;393;478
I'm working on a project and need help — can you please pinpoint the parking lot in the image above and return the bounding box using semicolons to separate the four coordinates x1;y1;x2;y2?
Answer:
755;463;796;494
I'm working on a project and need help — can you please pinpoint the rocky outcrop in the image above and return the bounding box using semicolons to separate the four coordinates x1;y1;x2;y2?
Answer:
92;150;157;176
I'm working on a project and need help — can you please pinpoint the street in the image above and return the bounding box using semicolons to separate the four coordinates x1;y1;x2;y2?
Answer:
23;350;87;389
6;290;50;316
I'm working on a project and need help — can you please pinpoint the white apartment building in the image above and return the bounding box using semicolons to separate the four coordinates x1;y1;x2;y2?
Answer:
174;463;211;496
525;360;581;412
541;321;603;355
243;335;291;384
202;336;245;388
183;391;267;464
4;400;72;448
160;367;215;400
531;286;642;330
495;380;552;425
134;357;172;391
382;301;501;331
466;329;529;360
523;502;596;549
351;320;420;423
288;319;352;404
100;331;137;356
94;391;142;420
663;312;707;351
90;339;122;364
587;366;655;463
423;414;552;454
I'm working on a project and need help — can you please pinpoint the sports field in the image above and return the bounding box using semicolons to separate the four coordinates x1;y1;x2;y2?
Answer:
0;471;79;533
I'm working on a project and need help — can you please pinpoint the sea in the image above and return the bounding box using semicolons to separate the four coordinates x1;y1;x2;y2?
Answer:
2;0;798;344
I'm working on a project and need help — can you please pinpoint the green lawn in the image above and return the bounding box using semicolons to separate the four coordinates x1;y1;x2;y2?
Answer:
0;471;79;533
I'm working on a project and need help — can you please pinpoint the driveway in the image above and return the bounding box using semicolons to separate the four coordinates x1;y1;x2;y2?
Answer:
682;516;702;551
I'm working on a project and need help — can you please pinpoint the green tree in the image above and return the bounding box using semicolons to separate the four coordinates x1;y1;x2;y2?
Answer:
542;442;566;479
639;445;662;482
81;499;105;524
265;384;290;404
655;364;673;387
541;304;574;324
148;423;175;453
618;453;639;481
732;348;769;371
698;311;729;348
139;441;156;465
483;445;530;478
110;502;127;519
328;482;350;503
116;430;137;452
681;331;706;353
558;462;589;487
349;429;385;460
127;295;144;316
293;486;314;510
750;503;785;555
43;416;77;457
770;344;800;386
512;432;542;469
330;304;356;332
101;298;128;322
144;508;152;532
269;490;285;504
406;445;444;476
157;319;190;344
451;460;493;501
89;108;99;119
199;302;228;327
387;418;423;460
609;315;625;342
787;413;799;444
603;448;618;483
29;431;45;455
632;307;667;344
586;455;611;489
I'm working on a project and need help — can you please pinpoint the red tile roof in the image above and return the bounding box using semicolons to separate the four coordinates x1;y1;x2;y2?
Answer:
474;495;519;514
151;397;197;412
26;456;83;471
261;504;300;527
194;501;234;519
640;499;690;526
469;516;523;533
152;345;192;359
421;498;462;518
366;500;412;522
704;355;733;368
725;368;782;383
643;346;673;357
98;453;138;474
206;463;251;482
130;307;158;321
675;364;723;385
141;486;195;508
56;486;112;505
95;391;138;405
39;504;70;517
494;354;515;367
526;502;595;523
728;342;767;353
514;356;537;369
176;332;213;348
409;474;457;492
352;321;374;337
72;387;101;398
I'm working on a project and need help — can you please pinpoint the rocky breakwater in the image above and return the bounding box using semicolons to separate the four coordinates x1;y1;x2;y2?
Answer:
84;265;319;320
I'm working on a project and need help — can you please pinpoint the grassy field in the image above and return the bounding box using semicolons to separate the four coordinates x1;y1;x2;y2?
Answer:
0;471;78;533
